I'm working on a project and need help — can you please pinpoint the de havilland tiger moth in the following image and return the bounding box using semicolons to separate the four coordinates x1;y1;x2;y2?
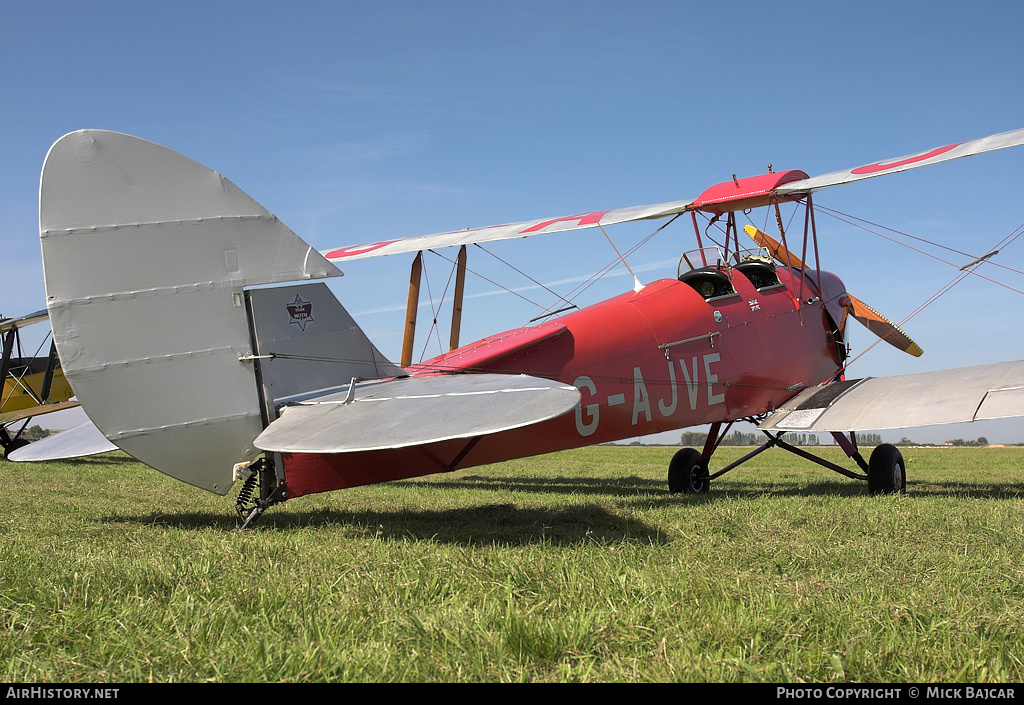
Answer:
14;127;1024;528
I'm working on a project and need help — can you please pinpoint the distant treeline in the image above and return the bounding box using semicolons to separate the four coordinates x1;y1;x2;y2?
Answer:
679;430;884;447
941;437;990;446
22;425;51;441
675;431;1004;447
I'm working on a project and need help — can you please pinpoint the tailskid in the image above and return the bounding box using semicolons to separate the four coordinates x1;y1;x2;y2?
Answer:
234;456;287;531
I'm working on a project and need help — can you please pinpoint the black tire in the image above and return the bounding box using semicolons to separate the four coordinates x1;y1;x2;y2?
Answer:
668;448;710;494
867;443;906;495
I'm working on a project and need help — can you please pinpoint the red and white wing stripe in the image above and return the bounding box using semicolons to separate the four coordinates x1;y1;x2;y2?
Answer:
320;198;694;261
777;126;1024;195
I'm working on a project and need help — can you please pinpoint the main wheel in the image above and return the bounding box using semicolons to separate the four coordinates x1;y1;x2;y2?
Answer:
867;443;906;495
668;448;710;494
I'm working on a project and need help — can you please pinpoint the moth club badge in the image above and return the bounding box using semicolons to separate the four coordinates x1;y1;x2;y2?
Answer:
286;294;314;331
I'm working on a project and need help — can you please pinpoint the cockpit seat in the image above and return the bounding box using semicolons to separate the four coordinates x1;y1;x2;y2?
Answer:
678;266;735;300
734;258;780;290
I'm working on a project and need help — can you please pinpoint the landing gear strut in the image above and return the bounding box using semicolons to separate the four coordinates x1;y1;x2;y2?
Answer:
665;421;908;496
1;425;30;461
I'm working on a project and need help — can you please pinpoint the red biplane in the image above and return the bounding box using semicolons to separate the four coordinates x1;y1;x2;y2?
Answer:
21;128;1024;527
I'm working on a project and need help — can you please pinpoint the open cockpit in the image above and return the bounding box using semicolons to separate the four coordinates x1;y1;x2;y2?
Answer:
677;247;781;301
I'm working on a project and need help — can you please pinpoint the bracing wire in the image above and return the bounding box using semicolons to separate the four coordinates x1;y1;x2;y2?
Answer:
428;214;681;323
416;253;462;363
825;207;1024;367
816;204;1024;293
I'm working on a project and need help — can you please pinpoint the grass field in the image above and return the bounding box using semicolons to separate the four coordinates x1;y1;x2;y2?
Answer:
2;444;1023;682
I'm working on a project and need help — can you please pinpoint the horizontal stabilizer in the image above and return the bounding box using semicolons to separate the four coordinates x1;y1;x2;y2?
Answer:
759;360;1024;432
255;373;580;454
9;420;117;461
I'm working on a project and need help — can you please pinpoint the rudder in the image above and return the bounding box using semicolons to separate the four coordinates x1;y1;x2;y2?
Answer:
39;130;344;493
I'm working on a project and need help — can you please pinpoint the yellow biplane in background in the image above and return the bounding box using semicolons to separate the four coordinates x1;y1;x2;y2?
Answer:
0;310;77;458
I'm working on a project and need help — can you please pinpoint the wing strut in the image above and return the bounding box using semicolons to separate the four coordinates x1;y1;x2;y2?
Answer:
402;245;472;366
0;327;16;407
401;252;423;368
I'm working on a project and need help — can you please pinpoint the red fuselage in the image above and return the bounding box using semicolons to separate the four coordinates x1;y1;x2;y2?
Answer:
281;266;846;497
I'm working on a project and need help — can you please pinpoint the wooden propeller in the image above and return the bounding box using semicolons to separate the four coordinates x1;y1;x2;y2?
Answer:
744;225;923;357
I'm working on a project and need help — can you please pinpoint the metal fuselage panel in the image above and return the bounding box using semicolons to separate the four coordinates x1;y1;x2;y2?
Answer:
282;267;843;496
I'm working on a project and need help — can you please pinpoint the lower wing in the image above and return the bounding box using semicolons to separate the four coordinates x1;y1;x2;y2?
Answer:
759;360;1024;432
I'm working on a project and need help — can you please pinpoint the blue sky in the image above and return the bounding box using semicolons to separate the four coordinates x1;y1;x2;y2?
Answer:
3;1;1024;443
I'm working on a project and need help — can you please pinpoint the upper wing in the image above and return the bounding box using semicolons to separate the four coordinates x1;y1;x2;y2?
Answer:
320;198;694;262
255;373;581;454
320;127;1024;262
777;127;1024;195
758;360;1024;433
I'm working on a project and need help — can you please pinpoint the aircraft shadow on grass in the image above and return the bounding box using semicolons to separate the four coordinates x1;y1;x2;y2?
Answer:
55;453;140;468
99;502;668;545
96;474;1024;541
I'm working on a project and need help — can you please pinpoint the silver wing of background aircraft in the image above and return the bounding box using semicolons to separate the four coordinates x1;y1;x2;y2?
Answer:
1;310;49;331
9;420;116;461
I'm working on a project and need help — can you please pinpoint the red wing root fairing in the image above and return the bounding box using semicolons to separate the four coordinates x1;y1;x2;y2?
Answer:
30;127;1024;527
